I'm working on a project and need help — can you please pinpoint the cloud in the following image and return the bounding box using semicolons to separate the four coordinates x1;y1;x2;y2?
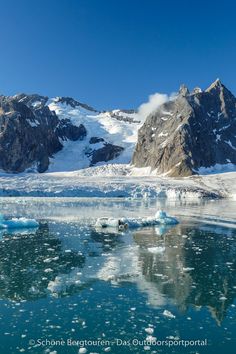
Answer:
137;92;177;121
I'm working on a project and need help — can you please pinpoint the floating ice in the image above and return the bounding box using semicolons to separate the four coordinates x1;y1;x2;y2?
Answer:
155;210;179;225
163;310;176;319
0;214;39;229
147;246;165;254
95;210;178;230
145;327;154;334
95;217;128;230
183;267;195;272
155;210;167;219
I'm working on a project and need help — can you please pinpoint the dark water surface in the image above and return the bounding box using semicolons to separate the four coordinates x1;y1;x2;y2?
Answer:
0;198;236;354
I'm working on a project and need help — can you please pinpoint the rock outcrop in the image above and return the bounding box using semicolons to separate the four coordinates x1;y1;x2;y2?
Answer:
90;143;124;166
0;95;87;173
132;79;236;176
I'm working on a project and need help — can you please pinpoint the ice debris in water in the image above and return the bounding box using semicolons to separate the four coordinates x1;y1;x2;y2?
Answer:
0;213;39;229
95;210;178;230
147;246;165;254
145;327;154;334
163;310;176;319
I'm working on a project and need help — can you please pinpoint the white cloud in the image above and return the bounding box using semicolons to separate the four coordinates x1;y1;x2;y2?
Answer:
137;92;177;121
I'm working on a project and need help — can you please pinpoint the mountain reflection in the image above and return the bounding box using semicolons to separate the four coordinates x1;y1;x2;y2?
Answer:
133;224;236;324
0;221;236;324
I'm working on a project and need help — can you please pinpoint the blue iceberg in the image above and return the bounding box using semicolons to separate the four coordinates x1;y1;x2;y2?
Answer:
154;210;179;225
0;214;39;229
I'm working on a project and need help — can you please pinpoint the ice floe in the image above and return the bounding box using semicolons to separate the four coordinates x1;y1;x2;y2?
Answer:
95;210;178;230
163;310;176;319
0;214;39;229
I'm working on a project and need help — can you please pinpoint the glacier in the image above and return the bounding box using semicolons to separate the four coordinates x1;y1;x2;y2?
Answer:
1;164;236;199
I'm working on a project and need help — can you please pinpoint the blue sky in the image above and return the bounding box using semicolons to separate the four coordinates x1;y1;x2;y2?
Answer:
0;0;235;109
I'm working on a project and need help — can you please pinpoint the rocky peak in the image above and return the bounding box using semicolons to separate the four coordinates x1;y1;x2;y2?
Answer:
205;79;236;118
132;80;236;176
192;87;202;94
206;78;223;91
179;84;190;97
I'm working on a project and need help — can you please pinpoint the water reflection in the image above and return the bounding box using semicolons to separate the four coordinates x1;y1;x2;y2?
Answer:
0;224;85;301
0;221;236;326
133;224;236;324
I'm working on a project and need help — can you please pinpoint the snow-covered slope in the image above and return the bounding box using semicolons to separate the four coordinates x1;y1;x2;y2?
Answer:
47;98;141;172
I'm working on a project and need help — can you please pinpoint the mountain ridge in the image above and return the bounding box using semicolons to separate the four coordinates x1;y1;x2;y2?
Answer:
1;80;236;176
0;93;140;173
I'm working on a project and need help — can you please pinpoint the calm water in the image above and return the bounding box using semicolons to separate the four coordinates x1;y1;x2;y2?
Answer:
0;198;236;354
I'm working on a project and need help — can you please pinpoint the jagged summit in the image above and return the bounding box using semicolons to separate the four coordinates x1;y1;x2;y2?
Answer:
179;84;190;96
132;80;236;176
206;78;223;91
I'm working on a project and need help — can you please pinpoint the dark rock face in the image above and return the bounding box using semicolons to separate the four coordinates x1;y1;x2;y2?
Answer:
109;109;140;123
13;93;49;108
89;137;104;144
56;96;98;112
0;95;87;173
57;119;87;141
132;80;236;176
89;143;124;165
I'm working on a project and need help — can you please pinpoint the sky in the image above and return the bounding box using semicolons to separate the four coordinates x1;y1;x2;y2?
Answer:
0;0;236;110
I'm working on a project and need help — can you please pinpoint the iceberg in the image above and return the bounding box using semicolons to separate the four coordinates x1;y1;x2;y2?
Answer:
95;210;178;230
95;218;129;231
0;214;39;229
155;210;179;225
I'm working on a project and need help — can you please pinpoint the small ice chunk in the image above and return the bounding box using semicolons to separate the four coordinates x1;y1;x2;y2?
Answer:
163;310;176;319
148;247;165;254
78;348;87;354
144;346;151;350
145;327;154;334
219;296;227;301
183;267;195;272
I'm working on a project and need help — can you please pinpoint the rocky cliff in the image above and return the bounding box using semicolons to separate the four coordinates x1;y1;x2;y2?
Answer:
132;79;236;176
0;94;87;172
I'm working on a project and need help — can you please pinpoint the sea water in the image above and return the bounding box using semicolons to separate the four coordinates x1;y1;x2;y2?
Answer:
0;198;236;354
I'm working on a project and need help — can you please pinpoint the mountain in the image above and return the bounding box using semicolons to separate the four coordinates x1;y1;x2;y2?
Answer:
1;79;236;176
0;93;140;173
132;79;236;176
